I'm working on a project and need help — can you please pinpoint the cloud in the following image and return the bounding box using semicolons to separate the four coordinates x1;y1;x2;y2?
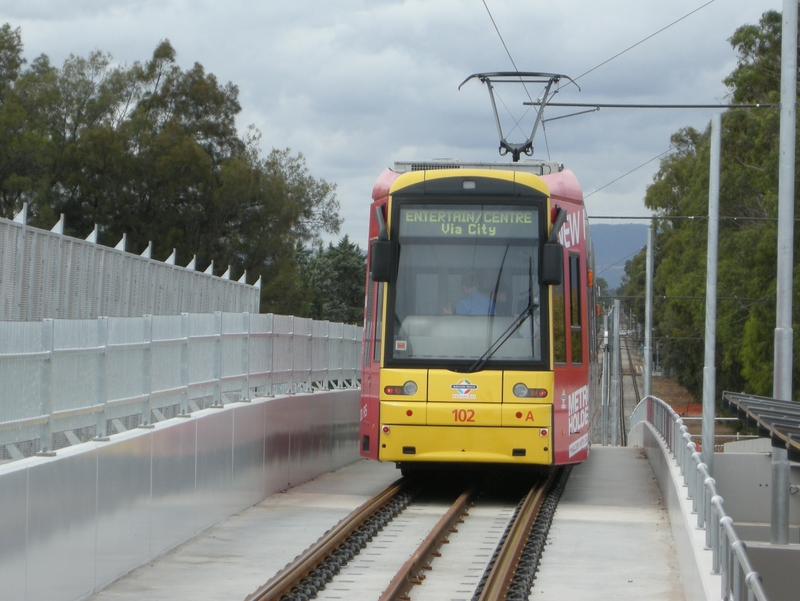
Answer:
0;0;780;246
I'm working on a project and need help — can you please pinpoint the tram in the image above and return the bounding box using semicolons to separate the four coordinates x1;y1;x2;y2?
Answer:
358;159;597;468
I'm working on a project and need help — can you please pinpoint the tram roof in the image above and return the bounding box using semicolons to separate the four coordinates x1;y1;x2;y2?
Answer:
393;159;564;177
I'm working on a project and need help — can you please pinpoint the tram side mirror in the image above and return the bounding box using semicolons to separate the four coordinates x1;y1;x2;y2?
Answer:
370;239;392;282
541;241;564;286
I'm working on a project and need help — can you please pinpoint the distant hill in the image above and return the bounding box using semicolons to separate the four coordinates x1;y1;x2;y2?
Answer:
590;223;649;290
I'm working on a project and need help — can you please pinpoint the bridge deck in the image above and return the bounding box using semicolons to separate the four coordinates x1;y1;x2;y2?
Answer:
535;445;684;600
86;447;683;601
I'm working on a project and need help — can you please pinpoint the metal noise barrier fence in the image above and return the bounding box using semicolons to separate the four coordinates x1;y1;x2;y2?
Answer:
0;209;260;321
0;312;362;461
631;396;769;601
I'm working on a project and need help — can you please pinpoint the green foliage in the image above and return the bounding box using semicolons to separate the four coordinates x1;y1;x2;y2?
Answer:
618;8;800;400
0;28;343;314
0;24;24;98
297;236;366;325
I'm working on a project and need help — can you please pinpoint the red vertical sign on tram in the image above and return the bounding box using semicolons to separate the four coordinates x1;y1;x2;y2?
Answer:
543;171;591;464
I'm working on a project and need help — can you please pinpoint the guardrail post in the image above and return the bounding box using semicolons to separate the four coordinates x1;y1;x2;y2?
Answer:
37;318;56;456
681;427;689;470
711;497;722;573
140;314;154;428
212;311;223;407
720;520;731;599
307;318;313;391
696;466;707;527
671;418;680;464
94;317;110;440
289;316;296;394
322;320;330;390
683;434;694;483
267;314;275;397
178;313;190;416
689;453;701;510
732;541;744;600
241;312;251;401
679;428;690;476
745;572;762;601
703;478;714;547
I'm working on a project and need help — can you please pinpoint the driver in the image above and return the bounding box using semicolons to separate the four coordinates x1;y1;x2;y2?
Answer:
444;274;494;316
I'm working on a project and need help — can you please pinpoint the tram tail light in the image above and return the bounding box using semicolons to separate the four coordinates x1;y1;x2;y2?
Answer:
384;381;418;396
512;383;549;398
382;425;390;434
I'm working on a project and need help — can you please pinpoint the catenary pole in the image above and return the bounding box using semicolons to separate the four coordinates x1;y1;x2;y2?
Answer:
643;227;654;398
611;300;621;446
774;0;797;401
701;114;721;475
602;311;610;446
771;0;797;545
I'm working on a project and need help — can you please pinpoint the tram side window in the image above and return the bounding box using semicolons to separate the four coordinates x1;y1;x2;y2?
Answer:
373;283;384;363
569;253;583;365
552;281;566;364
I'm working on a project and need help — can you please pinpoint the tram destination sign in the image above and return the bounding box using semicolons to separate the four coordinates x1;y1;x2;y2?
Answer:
399;205;538;239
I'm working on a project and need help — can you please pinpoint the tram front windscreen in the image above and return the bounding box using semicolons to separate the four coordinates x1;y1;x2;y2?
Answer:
386;203;548;369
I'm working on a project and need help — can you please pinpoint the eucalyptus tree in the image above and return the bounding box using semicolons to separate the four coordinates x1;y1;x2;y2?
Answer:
625;9;800;399
0;28;342;313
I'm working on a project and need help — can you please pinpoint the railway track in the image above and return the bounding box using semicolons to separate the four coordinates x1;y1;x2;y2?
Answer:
614;333;642;447
246;467;571;601
623;334;641;408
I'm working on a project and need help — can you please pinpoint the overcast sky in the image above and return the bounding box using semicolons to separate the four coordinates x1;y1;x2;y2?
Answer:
0;0;782;249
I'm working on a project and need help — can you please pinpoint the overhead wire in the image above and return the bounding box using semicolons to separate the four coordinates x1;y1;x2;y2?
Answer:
480;0;723;193
585;147;675;198
480;0;538;141
570;1;723;193
573;0;720;83
481;0;522;75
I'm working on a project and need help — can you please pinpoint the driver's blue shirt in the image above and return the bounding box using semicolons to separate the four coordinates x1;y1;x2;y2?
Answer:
456;289;494;316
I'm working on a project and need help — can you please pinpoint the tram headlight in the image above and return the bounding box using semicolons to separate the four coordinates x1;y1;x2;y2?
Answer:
513;383;529;398
513;383;548;398
402;381;418;395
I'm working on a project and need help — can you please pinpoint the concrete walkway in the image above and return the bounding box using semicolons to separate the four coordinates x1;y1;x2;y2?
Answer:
534;446;684;600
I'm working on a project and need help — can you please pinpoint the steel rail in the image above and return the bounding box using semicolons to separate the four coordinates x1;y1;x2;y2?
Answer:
379;488;475;601
625;336;641;407
477;472;555;601
620;336;637;447
245;479;405;601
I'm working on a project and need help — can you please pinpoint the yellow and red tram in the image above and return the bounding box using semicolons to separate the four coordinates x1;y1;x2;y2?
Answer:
359;160;597;469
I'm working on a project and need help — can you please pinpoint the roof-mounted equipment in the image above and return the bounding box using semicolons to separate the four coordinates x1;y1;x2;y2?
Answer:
459;72;579;162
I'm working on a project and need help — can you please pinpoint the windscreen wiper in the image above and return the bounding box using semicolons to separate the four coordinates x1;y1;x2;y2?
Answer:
464;298;538;373
465;258;536;373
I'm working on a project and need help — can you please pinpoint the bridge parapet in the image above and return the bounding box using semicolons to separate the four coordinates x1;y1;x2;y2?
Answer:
0;387;360;601
630;396;796;601
0;312;362;460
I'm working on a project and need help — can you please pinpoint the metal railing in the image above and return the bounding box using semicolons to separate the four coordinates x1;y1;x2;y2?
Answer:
0;312;362;461
0;208;260;321
631;395;769;601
